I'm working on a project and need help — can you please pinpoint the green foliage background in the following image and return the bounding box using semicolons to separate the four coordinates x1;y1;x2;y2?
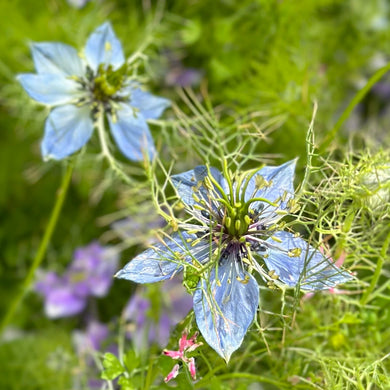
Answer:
0;0;389;389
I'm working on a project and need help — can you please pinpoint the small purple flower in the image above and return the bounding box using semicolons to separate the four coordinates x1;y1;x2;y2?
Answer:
72;320;115;390
17;22;170;161
165;67;202;88
372;81;390;99
116;161;353;361
123;277;192;350
163;51;202;88
36;242;118;318
73;320;110;355
71;242;119;297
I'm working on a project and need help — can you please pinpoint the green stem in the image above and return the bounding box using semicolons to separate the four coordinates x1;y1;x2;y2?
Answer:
195;373;290;389
296;101;317;199
96;109;132;184
0;162;74;334
206;164;230;204
321;62;390;152
245;197;277;207
360;227;390;305
142;356;154;390
222;159;234;202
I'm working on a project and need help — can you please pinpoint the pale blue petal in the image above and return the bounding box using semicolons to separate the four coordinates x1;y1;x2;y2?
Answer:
263;231;353;290
243;159;297;220
130;87;171;120
84;22;125;72
31;42;84;76
115;232;210;283
171;166;228;209
108;103;155;161
193;253;259;362
42;104;94;160
17;74;81;106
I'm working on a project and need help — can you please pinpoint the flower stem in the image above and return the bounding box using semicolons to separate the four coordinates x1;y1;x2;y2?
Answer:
360;227;390;305
195;373;290;389
296;101;317;199
320;62;390;152
96;109;132;184
0;162;74;334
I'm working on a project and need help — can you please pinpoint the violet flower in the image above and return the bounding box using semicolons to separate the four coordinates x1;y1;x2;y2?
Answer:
36;242;118;318
165;67;202;88
73;320;110;355
123;277;192;350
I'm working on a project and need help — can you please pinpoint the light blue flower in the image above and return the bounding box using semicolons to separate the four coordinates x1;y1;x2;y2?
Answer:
17;22;170;161
116;160;353;361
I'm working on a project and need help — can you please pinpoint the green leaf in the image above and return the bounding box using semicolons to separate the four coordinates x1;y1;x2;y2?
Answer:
101;353;125;381
210;58;232;82
123;348;140;373
183;266;200;294
118;376;136;390
181;19;202;45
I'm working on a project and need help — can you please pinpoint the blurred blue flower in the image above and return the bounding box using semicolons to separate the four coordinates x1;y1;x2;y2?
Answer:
36;242;118;318
116;160;353;361
17;22;170;161
123;277;192;350
111;212;165;246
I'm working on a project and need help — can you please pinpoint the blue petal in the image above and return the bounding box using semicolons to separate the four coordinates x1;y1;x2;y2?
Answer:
171;166;228;208
17;74;81;105
31;42;84;76
84;22;125;72
115;232;210;283
193;254;259;362
42;104;94;160
243;159;297;219
108;103;155;161
130;87;171;120
263;231;353;290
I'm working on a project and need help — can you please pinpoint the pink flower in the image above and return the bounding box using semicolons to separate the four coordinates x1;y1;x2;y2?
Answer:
164;364;180;382
163;331;202;382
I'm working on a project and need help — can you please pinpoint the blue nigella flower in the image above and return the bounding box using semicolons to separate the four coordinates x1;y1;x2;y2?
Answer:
115;160;353;361
17;22;170;161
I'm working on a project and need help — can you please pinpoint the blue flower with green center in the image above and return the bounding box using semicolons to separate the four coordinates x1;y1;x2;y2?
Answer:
116;160;353;361
17;22;170;161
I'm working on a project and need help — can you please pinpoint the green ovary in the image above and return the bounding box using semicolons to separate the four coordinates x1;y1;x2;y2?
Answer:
92;63;127;103
224;202;252;238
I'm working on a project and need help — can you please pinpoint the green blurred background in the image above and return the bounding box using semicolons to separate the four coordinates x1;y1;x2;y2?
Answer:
1;0;390;389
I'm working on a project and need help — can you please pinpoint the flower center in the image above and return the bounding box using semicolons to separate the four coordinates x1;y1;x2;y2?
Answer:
224;202;252;238
74;63;130;117
91;63;128;103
